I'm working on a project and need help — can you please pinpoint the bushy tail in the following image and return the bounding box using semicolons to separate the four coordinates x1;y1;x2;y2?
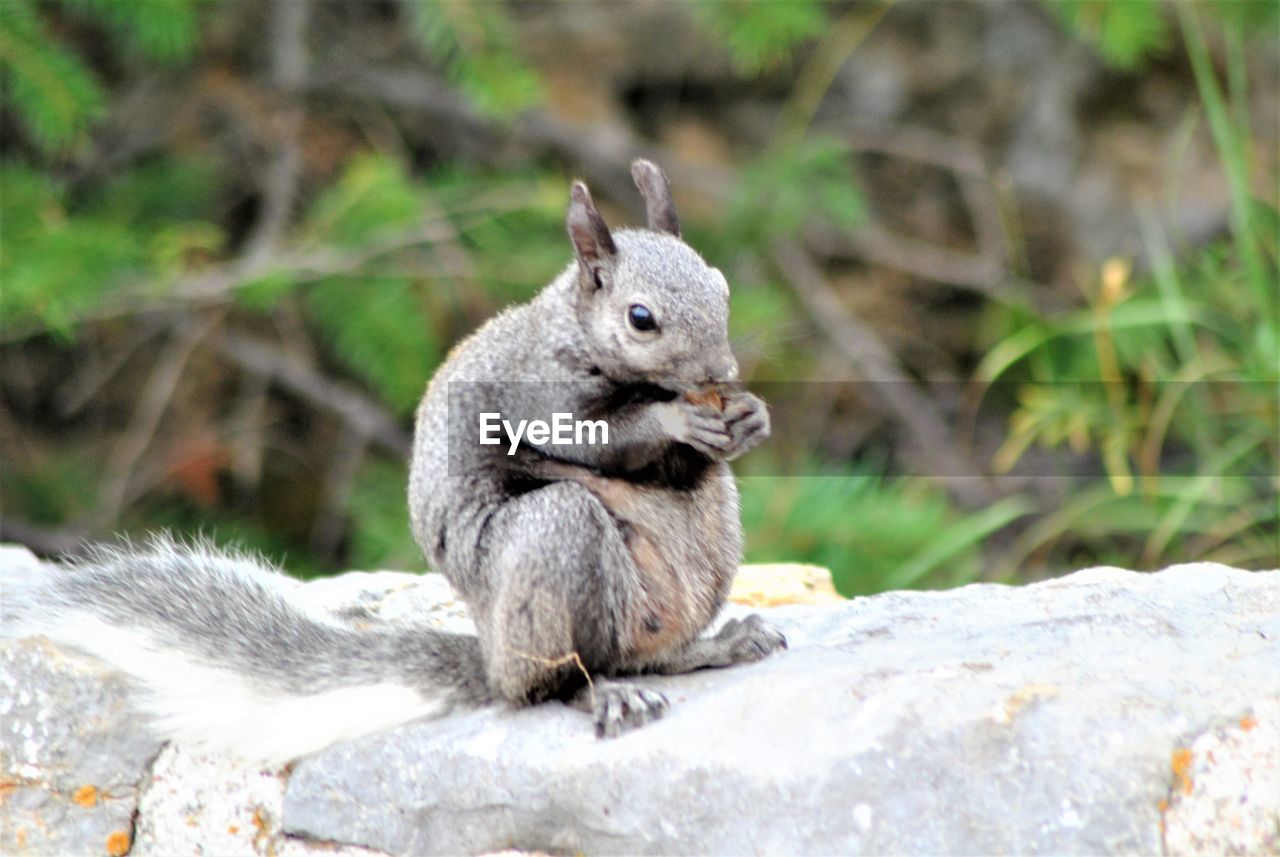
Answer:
1;536;491;766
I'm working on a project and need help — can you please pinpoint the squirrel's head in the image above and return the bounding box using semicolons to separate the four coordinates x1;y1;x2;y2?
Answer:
565;160;738;390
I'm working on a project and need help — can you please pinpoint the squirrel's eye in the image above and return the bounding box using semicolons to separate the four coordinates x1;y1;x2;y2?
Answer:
627;304;657;332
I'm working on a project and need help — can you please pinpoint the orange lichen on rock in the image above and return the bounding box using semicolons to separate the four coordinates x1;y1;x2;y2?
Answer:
1239;714;1257;731
251;805;275;851
1171;747;1194;795
106;830;131;857
72;785;98;808
994;683;1062;724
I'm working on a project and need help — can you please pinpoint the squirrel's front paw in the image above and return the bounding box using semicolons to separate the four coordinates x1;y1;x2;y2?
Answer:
658;393;770;460
585;680;669;739
658;400;734;457
720;391;770;461
713;614;788;665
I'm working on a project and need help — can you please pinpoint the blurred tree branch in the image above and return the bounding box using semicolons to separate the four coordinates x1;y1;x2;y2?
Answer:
93;316;220;529
216;333;412;459
769;239;1001;511
241;0;311;267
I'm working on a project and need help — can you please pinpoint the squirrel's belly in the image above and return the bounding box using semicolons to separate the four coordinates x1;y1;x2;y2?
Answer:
532;462;734;659
619;517;724;659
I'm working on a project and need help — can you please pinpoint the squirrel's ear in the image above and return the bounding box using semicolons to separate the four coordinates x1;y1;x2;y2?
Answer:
630;159;681;238
566;181;617;290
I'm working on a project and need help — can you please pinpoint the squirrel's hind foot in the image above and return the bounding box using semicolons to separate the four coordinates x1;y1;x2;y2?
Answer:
644;613;788;675
575;679;669;739
713;614;788;665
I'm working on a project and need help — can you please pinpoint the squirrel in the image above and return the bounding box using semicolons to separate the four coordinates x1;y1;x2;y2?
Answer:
0;160;785;766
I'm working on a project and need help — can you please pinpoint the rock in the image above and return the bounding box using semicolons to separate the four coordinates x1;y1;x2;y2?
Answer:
1;637;164;856
2;542;1277;855
281;563;1280;855
728;562;844;606
129;744;385;857
1163;699;1280;856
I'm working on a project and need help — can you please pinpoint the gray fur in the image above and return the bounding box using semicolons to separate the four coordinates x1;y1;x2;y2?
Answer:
2;161;782;757
409;161;783;733
3;535;492;708
631;158;681;237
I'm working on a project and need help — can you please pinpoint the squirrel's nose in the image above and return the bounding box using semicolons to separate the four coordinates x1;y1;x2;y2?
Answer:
708;358;739;384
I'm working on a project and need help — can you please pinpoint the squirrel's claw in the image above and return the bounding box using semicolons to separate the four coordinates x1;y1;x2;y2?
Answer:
714;614;788;664
589;680;669;739
720;392;771;461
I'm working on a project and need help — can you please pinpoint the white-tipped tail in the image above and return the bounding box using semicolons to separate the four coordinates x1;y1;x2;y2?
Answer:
29;609;445;767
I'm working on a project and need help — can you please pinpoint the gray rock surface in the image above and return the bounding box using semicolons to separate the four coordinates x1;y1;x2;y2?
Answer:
2;542;1277;855
1164;697;1280;856
282;563;1280;856
1;637;163;856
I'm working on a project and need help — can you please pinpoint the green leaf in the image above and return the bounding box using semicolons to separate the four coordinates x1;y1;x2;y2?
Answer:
86;158;221;228
693;0;827;74
728;136;865;242
975;298;1214;385
1205;0;1280;36
881;496;1033;590
59;0;200;63
0;164;144;335
234;270;297;312
304;153;423;247
347;459;424;571
306;276;442;413
1143;428;1272;563
1047;0;1169;70
0;0;105;153
740;473;1003;595
405;0;542;116
0;161;224;336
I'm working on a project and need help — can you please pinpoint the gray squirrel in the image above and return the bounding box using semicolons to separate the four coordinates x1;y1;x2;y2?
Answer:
0;160;784;766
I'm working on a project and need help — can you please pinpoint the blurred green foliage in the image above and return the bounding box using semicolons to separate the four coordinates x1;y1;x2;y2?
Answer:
692;0;828;74
1047;0;1170;69
1046;0;1279;71
0;0;1275;590
979;2;1278;571
0;0;105;152
0;0;201;153
406;0;543;115
740;474;1031;594
0;160;221;335
725;136;866;243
